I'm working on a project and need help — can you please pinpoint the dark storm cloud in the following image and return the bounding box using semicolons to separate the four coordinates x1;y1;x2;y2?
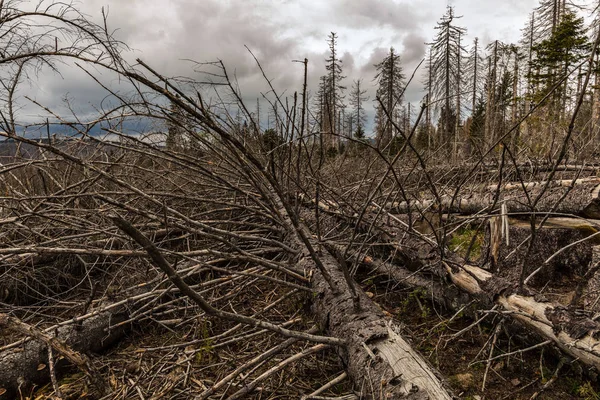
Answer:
402;33;427;65
360;47;389;79
341;52;356;74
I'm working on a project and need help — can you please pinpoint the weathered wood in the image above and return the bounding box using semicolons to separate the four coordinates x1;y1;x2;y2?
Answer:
387;179;600;218
507;216;600;230
0;306;129;399
286;198;454;397
311;197;600;373
0;314;107;395
486;177;600;192
443;215;600;231
330;226;600;375
447;264;600;371
302;233;453;399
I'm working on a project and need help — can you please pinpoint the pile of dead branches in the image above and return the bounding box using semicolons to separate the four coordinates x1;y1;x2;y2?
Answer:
3;1;600;399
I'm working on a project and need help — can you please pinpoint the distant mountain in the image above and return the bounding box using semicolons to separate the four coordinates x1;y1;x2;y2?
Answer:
0;137;124;162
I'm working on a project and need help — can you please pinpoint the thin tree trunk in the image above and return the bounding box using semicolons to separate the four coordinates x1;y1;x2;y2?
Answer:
485;41;498;147
427;51;433;151
455;31;462;160
512;49;520;149
472;38;478;113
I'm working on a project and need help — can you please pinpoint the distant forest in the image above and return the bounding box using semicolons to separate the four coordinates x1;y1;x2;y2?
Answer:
248;1;600;161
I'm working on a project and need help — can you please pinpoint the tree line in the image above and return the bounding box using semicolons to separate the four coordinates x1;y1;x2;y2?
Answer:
230;0;599;161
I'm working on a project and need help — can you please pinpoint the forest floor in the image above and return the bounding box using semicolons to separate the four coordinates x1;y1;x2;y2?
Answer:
4;153;600;399
16;266;600;400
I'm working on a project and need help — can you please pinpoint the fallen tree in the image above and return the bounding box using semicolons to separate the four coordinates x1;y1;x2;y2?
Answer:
306;195;600;373
0;306;129;398
300;228;453;399
387;177;600;218
324;241;472;313
384;225;600;372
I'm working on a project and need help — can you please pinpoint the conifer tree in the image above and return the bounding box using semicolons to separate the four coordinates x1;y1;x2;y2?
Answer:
323;32;346;149
465;37;485;115
349;79;369;140
520;12;537;110
530;10;590;119
374;47;405;148
591;3;600;136
423;48;435;149
427;6;467;151
535;0;570;41
315;74;332;142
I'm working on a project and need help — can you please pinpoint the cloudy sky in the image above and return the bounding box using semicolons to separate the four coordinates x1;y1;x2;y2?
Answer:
26;0;542;134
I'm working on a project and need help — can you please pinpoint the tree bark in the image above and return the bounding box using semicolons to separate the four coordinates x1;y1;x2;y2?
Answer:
0;306;129;399
299;228;453;399
388;178;600;218
447;263;600;371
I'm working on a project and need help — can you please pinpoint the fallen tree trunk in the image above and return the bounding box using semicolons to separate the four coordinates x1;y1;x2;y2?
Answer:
485;177;600;192
444;215;600;231
298;227;453;399
447;264;600;371
381;226;600;372
0;314;107;396
306;197;600;373
324;242;472;313
0;306;129;399
436;214;597;287
326;230;600;375
387;178;600;218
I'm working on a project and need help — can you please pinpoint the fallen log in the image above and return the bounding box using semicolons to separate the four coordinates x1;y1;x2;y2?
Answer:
387;178;600;218
324;242;471;313
444;215;600;231
439;215;597;288
0;314;107;396
308;198;600;374
386;228;600;373
447;264;600;371
299;228;453;399
0;306;129;399
485;177;600;192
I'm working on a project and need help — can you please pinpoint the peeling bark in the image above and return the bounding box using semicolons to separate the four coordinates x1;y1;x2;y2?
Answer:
301;235;453;399
0;306;129;399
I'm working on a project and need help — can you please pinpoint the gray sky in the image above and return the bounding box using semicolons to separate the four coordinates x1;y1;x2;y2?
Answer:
25;0;541;134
